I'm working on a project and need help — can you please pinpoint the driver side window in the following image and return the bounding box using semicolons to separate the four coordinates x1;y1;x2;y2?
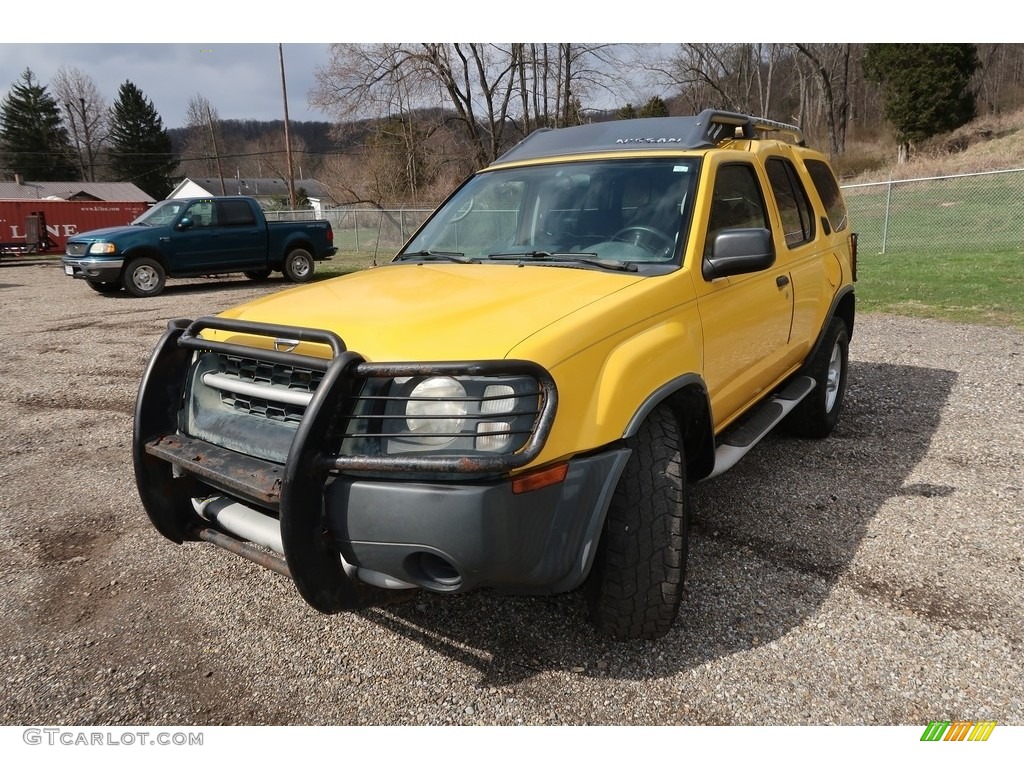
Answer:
186;201;216;228
703;164;769;259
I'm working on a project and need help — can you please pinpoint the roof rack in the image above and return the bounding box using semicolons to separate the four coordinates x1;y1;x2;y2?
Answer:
492;109;805;166
700;110;805;146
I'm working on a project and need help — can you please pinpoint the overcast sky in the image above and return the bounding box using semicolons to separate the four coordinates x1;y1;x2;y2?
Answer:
0;6;982;132
0;43;333;129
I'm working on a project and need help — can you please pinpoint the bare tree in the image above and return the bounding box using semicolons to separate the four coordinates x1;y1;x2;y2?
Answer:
182;93;227;187
974;44;1024;114
794;44;853;158
312;43;632;182
657;44;781;116
51;66;107;181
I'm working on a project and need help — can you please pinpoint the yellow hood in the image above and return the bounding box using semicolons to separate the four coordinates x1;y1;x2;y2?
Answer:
219;263;644;362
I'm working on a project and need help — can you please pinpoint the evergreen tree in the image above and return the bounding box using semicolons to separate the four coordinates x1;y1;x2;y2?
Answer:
639;96;670;118
615;103;638;120
0;68;81;181
863;44;980;163
107;80;176;198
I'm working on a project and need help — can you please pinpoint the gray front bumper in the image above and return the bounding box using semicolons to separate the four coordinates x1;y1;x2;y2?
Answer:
62;255;123;282
325;449;630;595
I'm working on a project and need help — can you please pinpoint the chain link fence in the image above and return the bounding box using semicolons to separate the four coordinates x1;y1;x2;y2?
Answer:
267;167;1024;258
841;168;1024;254
266;207;434;258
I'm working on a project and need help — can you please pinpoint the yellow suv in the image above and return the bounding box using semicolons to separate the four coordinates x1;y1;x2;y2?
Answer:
134;111;856;640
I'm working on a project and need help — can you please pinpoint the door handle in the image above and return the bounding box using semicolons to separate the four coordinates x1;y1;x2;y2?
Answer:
776;275;790;288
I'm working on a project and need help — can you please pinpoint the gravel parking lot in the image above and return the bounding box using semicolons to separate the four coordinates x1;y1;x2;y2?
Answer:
1;259;1021;727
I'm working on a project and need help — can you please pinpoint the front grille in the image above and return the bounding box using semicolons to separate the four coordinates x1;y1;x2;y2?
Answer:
214;355;322;424
187;352;323;464
65;243;88;256
223;355;323;392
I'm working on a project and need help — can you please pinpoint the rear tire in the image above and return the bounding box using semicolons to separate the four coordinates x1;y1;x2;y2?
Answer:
785;317;849;438
122;257;166;297
283;248;314;282
585;404;688;640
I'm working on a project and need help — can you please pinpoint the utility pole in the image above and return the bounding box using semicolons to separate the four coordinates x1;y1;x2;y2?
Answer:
64;102;87;181
79;97;95;181
279;43;296;209
206;103;226;194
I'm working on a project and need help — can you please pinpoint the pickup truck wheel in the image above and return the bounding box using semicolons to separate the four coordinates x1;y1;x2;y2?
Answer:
86;280;121;294
244;269;272;280
785;317;849;438
585;404;687;640
122;257;166;297
283;248;314;282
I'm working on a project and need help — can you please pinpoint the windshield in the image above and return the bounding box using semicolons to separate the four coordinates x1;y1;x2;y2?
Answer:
401;157;699;267
131;199;187;227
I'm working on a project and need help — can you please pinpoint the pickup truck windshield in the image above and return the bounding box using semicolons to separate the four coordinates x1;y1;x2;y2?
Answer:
401;158;699;266
131;200;186;227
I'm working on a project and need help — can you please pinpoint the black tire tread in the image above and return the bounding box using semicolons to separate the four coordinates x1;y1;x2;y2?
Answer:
283;248;315;283
121;256;166;298
585;405;687;640
785;317;849;439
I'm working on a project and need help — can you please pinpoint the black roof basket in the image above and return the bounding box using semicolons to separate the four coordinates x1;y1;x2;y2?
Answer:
492;109;805;166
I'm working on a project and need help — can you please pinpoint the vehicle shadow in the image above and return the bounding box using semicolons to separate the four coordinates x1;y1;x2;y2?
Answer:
94;276;292;298
94;270;345;299
358;360;958;685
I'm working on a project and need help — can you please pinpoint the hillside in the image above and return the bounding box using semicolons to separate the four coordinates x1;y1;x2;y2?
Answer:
845;106;1024;183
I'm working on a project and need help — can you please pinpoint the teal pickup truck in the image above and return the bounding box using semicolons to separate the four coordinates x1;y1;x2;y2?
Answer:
61;196;336;297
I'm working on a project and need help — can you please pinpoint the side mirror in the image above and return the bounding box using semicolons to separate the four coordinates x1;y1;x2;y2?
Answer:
703;228;775;280
175;217;194;231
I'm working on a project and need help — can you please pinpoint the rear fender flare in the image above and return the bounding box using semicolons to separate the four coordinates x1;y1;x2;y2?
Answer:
806;286;856;366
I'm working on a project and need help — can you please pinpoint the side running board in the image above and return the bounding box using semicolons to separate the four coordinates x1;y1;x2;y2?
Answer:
706;375;815;480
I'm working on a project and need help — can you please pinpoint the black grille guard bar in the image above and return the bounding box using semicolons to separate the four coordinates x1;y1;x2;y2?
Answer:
170;315;559;475
179;315;347;371
133;317;559;614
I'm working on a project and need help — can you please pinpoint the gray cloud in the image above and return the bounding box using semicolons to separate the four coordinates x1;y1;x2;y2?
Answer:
0;43;331;129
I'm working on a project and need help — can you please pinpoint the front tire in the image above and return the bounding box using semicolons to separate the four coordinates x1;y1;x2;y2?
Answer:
283;248;314;282
785;317;849;438
122;257;166;297
585;404;688;640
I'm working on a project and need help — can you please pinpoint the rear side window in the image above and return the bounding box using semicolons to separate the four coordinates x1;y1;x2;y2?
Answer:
219;199;257;226
766;157;815;247
805;159;849;233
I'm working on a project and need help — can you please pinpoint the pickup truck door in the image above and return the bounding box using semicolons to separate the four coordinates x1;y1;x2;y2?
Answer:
214;199;267;267
692;158;796;430
168;200;230;270
168;200;267;271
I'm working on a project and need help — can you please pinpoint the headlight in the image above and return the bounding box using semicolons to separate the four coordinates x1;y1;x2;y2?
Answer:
405;377;468;445
87;242;117;254
338;374;544;457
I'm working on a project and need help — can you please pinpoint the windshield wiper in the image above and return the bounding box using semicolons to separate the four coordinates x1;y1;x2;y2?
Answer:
396;250;478;264
487;250;638;273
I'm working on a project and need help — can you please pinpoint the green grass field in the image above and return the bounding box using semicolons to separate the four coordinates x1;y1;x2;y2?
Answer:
856;249;1024;329
317;250;385;276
